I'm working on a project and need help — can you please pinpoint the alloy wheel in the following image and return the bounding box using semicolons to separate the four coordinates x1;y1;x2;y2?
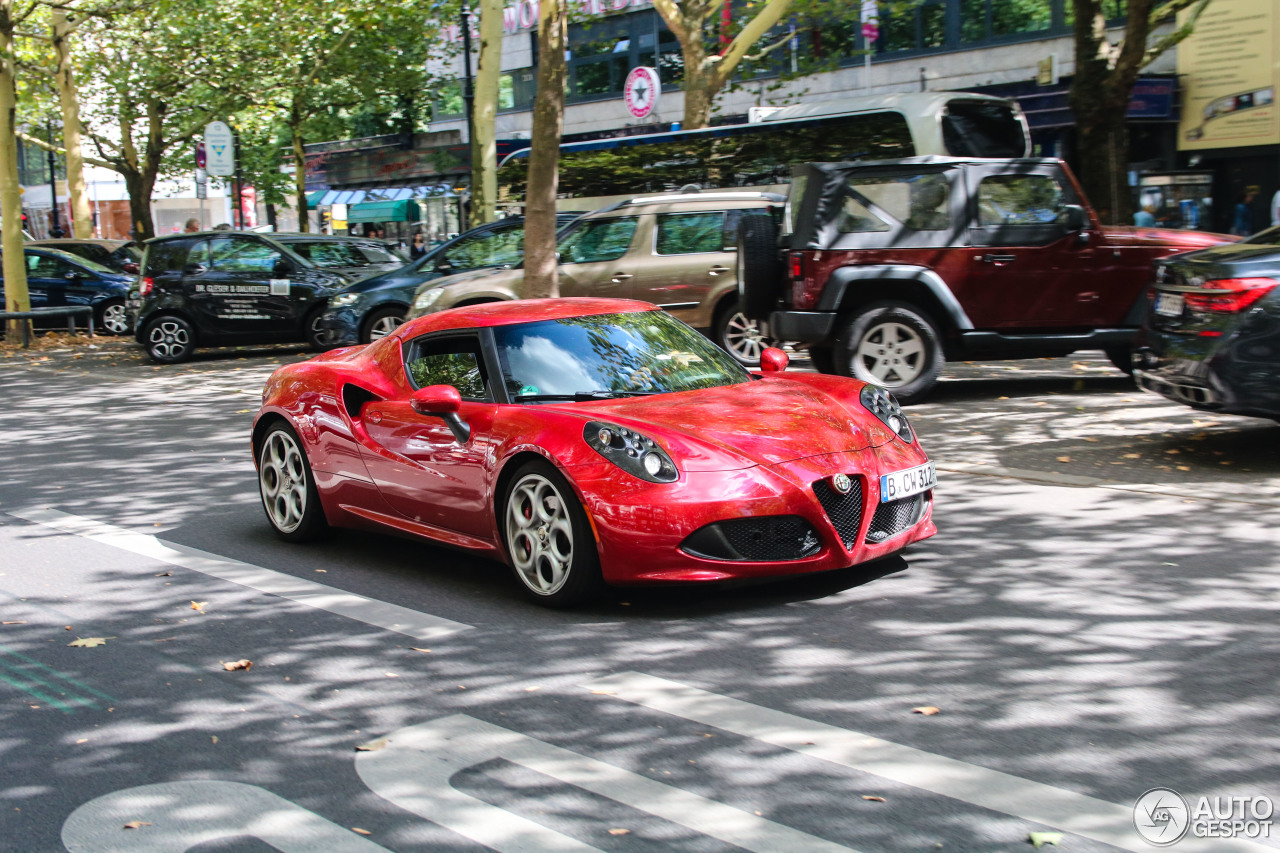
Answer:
148;319;190;360
100;302;129;335
856;321;926;385
259;430;309;534
505;473;575;596
368;313;404;340
721;311;767;364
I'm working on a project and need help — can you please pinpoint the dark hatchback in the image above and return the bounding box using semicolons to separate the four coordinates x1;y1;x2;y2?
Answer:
131;230;350;363
1135;227;1280;420
26;238;143;275
318;214;579;345
1;246;136;334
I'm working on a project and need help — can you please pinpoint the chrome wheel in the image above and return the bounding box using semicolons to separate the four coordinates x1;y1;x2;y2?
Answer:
721;310;767;365
100;301;129;335
855;321;926;385
505;473;575;597
259;429;309;534
147;318;191;361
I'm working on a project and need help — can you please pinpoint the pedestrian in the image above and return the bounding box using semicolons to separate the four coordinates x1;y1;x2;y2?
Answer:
1231;190;1256;236
409;231;428;260
1271;187;1280;228
213;222;232;231
1133;204;1157;227
184;217;200;233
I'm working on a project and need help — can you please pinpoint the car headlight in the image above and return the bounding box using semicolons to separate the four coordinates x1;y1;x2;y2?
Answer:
860;385;913;442
412;287;444;313
329;292;360;308
583;421;678;483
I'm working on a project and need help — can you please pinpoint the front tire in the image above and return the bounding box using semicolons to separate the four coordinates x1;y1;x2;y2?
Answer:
501;460;603;608
305;308;332;351
258;422;328;543
361;305;406;344
143;315;195;364
97;298;130;335
833;302;944;404
1105;345;1134;375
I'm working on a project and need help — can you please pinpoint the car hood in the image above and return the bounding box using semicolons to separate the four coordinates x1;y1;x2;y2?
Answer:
547;376;894;471
1102;226;1235;250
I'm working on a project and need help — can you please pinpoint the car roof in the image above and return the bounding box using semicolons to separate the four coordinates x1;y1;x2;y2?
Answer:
271;233;389;242
28;238;129;248
395;298;657;338
587;192;784;216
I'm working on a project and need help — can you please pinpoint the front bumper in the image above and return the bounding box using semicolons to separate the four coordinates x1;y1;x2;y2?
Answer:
316;306;361;346
574;441;936;585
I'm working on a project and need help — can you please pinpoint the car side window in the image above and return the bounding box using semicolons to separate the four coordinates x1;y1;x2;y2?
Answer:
187;241;211;269
145;240;192;276
835;197;891;233
557;217;639;264
27;254;76;278
656;212;724;255
976;175;1065;226
405;335;490;402
208;237;283;274
440;227;524;270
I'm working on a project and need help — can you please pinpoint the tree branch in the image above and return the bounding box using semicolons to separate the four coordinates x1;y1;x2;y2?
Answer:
711;0;794;88
1143;0;1210;66
16;130;113;168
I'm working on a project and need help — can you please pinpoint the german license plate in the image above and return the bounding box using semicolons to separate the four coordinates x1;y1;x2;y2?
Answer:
1155;292;1184;317
880;462;936;502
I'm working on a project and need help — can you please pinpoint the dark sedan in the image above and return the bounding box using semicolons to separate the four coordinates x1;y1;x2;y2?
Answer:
26;238;142;275
0;246;136;334
1135;227;1280;420
317;215;579;346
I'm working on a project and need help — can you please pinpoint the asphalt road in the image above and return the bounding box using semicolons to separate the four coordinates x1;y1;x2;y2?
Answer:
0;336;1277;853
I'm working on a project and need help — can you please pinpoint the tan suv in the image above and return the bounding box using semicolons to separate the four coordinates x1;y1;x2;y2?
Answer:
406;192;784;364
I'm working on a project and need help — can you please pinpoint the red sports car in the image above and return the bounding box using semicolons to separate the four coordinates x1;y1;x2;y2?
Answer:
253;298;936;606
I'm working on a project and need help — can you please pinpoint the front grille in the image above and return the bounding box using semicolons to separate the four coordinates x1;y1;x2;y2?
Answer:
866;493;928;543
813;477;864;550
681;516;821;562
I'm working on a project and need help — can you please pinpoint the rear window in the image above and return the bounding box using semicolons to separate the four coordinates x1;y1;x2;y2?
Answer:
143;240;192;276
943;101;1028;158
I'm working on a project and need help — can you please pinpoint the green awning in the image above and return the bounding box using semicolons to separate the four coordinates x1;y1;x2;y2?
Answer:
305;191;326;208
347;199;420;223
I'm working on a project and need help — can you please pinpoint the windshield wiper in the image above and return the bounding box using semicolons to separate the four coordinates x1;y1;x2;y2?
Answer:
515;390;665;402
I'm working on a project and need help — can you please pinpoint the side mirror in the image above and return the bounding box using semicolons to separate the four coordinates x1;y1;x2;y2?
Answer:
272;259;292;277
760;347;789;373
1063;204;1086;232
63;271;82;281
411;385;470;443
183;262;207;276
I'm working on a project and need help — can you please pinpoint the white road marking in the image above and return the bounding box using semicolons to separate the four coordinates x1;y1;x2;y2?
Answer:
61;780;390;852
356;714;859;853
584;672;1278;853
10;508;472;641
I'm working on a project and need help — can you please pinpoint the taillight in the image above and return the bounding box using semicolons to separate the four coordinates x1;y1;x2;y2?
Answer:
789;252;803;280
1184;278;1279;313
139;276;154;296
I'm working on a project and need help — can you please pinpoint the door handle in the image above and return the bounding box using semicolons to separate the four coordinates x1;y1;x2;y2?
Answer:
611;272;633;282
982;254;1016;264
708;265;731;276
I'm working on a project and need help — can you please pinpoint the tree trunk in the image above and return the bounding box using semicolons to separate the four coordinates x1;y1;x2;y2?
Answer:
0;0;30;342
123;169;155;241
50;9;93;240
470;0;504;228
1074;121;1130;226
680;42;715;130
521;0;567;300
292;121;309;233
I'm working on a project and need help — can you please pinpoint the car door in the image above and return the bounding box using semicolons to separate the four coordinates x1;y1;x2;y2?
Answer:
24;251;85;308
625;209;747;327
354;332;496;540
964;166;1097;328
555;216;642;298
185;235;296;335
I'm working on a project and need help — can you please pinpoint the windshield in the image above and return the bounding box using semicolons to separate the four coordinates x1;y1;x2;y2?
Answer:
41;248;117;274
493;311;751;401
280;240;404;268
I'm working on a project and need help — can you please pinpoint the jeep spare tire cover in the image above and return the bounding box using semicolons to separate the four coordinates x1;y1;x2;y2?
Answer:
737;215;781;321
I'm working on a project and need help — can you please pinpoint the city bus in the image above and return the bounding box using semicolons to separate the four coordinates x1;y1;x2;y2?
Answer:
497;91;1031;211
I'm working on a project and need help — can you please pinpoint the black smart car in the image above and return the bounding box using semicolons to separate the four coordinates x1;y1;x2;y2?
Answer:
1135;227;1280;420
132;231;350;363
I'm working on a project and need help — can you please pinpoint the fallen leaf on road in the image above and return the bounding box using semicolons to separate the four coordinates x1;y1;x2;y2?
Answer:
592;689;616;695
608;828;631;836
410;648;431;653
211;736;218;744
122;821;152;830
862;795;886;802
352;828;372;836
1165;448;1180;455
235;409;252;414
2;621;26;625
221;659;253;671
384;672;398;678
1177;466;1190;471
155;572;172;577
526;686;541;691
1029;831;1063;847
190;601;207;612
76;738;88;744
1083;437;1099;442
1056;456;1071;463
1123;453;1141;459
912;706;940;716
355;738;389;752
68;637;111;648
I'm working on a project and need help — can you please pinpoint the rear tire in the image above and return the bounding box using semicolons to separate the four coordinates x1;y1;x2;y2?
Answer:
143;315;195;364
736;215;782;321
258;422;328;543
833;302;944;404
361;305;406;344
501;460;603;608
